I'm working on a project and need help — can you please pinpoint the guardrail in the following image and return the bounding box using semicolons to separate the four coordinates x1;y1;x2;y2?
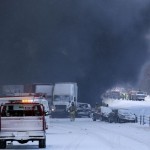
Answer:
137;115;150;126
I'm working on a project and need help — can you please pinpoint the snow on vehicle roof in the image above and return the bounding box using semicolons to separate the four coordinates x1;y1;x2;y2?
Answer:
102;96;150;115
100;106;112;114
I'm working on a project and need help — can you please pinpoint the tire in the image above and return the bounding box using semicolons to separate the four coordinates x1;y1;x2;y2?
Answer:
118;118;122;123
0;140;6;149
114;117;118;123
39;138;46;148
108;117;112;123
100;116;103;121
93;117;96;121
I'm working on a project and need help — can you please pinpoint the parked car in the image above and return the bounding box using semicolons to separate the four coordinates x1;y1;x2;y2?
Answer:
76;102;91;118
135;91;147;101
128;90;147;101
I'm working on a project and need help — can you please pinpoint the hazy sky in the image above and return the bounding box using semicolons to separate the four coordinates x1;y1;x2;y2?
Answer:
0;0;150;104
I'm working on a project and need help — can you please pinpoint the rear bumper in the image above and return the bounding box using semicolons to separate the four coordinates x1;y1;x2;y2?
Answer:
0;131;45;141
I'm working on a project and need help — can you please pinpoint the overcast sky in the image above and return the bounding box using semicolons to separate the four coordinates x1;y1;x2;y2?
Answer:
0;0;150;104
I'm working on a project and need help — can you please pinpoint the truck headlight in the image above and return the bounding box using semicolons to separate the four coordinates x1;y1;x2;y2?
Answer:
51;108;55;112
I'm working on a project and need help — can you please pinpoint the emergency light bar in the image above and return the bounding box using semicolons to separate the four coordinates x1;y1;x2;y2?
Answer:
0;94;46;106
22;99;33;103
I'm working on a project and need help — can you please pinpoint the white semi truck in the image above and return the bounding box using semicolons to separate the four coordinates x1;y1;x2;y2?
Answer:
51;82;78;117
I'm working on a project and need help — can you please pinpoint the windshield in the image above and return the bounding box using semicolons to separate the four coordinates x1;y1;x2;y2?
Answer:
137;92;146;95
78;104;90;109
118;109;133;115
54;95;72;101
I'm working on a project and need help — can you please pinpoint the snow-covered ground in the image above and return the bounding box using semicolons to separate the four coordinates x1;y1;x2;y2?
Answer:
5;98;150;150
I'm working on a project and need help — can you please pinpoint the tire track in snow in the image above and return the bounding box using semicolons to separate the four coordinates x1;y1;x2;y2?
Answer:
47;118;150;150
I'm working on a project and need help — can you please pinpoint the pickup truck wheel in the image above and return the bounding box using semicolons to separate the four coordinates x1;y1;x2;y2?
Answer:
0;140;6;149
39;139;46;148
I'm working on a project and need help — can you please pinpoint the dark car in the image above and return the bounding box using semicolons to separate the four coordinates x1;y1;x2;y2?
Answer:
92;106;114;122
92;107;136;123
76;102;91;118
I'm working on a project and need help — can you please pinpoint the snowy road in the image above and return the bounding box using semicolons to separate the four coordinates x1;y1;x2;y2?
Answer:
5;118;150;150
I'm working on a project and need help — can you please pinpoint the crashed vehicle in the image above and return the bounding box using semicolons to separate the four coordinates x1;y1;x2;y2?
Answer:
76;102;91;118
92;106;136;123
92;106;114;123
112;108;136;123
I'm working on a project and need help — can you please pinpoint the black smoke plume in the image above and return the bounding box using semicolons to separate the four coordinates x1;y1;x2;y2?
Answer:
0;0;150;105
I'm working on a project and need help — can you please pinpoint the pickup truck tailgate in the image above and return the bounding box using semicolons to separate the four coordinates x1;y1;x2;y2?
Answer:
1;116;44;131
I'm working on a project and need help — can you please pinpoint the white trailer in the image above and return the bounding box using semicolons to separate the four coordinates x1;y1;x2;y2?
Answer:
51;82;78;117
2;85;24;96
24;84;53;98
24;84;54;108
